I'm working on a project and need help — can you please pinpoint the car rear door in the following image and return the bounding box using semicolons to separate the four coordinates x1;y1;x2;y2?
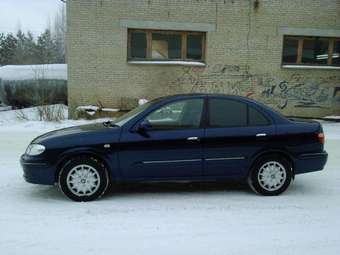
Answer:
119;98;205;180
203;97;275;178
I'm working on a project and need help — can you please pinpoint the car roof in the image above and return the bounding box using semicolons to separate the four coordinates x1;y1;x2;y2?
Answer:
157;93;258;103
158;93;240;99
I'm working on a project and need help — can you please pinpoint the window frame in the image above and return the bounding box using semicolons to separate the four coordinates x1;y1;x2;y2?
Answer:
331;38;340;65
141;98;206;131
281;35;340;67
127;29;206;62
206;98;272;129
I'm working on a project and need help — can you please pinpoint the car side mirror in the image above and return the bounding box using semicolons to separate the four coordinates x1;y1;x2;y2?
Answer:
137;119;152;134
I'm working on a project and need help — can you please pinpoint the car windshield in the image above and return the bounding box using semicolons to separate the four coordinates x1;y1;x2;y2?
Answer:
111;100;154;127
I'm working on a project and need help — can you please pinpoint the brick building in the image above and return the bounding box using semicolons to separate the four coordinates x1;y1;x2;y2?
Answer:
67;0;340;118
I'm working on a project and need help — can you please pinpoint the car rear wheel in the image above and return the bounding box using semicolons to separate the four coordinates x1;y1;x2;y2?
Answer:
58;156;109;202
248;155;292;196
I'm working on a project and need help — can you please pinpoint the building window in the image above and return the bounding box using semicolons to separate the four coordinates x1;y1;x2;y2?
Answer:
130;32;147;59
282;36;340;66
333;40;340;65
128;29;206;62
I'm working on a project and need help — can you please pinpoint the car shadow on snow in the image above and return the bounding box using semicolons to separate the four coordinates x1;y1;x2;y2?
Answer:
103;181;253;199
103;180;319;200
26;181;253;202
26;180;315;202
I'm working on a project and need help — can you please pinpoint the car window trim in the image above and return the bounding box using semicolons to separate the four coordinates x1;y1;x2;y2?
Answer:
201;97;209;129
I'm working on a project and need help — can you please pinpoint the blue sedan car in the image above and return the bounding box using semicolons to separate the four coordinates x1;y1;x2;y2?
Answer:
21;94;328;201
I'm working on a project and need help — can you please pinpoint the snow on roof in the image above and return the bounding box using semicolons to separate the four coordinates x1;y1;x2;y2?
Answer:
0;64;67;81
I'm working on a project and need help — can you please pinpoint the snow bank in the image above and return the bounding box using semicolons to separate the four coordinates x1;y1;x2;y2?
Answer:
0;104;67;123
0;106;12;111
76;105;119;116
323;116;340;122
0;64;67;81
102;108;119;112
138;99;148;105
76;105;100;116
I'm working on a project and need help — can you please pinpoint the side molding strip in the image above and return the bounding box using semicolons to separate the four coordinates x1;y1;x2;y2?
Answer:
142;159;202;164
142;157;245;164
205;157;245;161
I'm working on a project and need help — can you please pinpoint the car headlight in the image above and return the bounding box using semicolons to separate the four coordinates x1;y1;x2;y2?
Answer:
25;144;46;156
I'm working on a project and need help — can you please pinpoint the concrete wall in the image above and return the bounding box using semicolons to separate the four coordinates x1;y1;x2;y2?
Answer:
67;0;340;118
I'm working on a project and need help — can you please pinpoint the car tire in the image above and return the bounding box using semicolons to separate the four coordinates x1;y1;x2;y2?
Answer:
248;155;292;196
58;156;110;202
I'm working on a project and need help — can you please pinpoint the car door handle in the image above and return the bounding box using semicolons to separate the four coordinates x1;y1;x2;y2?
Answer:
187;136;200;141
256;133;267;137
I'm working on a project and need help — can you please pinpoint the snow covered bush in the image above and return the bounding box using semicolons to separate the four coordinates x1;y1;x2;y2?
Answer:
36;104;66;122
14;104;67;122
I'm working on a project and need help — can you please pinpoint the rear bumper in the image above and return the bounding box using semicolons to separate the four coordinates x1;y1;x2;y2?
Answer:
20;155;56;185
294;151;328;175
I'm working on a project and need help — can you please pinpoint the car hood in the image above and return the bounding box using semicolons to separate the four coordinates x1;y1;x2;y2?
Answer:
32;122;121;146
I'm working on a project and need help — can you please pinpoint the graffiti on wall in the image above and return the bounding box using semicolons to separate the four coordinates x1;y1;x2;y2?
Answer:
260;74;336;109
170;64;340;110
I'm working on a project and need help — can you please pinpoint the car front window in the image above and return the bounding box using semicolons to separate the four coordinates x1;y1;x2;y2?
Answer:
145;99;204;130
112;101;153;127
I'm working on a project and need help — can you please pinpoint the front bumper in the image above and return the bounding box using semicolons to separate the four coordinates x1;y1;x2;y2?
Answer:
20;154;56;185
294;151;328;175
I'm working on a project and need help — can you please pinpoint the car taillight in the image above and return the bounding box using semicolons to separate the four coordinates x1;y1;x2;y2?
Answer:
317;132;325;145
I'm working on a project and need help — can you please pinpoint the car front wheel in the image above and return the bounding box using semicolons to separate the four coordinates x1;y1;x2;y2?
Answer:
248;156;292;196
58;156;109;202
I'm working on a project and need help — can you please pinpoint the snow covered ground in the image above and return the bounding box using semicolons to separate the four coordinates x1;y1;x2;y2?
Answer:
0;109;340;255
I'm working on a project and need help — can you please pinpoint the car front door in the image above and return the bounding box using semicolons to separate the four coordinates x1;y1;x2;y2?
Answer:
119;98;205;180
203;97;275;178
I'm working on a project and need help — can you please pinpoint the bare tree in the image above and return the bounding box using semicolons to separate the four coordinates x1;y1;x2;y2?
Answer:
52;4;66;63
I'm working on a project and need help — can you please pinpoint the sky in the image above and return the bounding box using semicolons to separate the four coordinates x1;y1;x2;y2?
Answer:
0;0;64;35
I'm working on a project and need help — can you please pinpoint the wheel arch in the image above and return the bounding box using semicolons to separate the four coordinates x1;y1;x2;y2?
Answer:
55;148;115;183
249;149;295;178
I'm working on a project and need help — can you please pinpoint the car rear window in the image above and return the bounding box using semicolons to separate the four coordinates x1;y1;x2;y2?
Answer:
248;106;270;126
208;99;247;127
